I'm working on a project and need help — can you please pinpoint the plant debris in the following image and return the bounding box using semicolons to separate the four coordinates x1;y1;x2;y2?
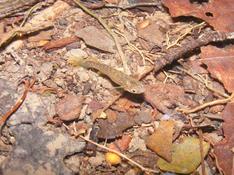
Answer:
55;94;85;121
0;0;233;174
144;83;196;113
157;137;210;174
146;120;174;162
162;0;234;32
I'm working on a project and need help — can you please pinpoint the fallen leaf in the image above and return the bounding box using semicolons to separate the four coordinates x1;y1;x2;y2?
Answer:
157;137;210;174
97;112;135;139
55;94;85;121
113;97;140;112
134;110;153;125
43;36;80;51
106;109;117;123
88;99;104;112
76;26;115;53
214;102;234;175
162;0;234;32
146;120;174;162
129;150;159;169
28;30;53;42
109;134;132;152
144;83;196;113
201;45;234;92
137;19;168;49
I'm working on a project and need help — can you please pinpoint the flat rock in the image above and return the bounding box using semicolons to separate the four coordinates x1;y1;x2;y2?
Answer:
0;79;85;175
76;26;115;53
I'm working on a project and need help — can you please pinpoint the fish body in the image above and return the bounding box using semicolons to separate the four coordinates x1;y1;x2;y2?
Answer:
69;57;145;94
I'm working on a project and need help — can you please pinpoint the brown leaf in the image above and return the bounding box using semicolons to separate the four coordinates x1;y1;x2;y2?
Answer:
43;36;80;51
28;30;53;42
106;109;117;123
162;0;234;32
55;94;85;121
201;45;234;92
113;97;140;112
97;112;135;139
137;19;168;49
146;120;174;162
88;99;104;112
144;83;196;113
129;150;159;169
214;102;234;175
108;134;132;152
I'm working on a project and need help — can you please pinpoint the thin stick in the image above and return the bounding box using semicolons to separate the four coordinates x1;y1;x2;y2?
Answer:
154;31;234;72
0;21;52;47
166;22;206;49
20;2;43;27
199;129;206;175
73;0;130;74
0;79;35;126
114;30;154;65
79;135;158;173
178;93;234;114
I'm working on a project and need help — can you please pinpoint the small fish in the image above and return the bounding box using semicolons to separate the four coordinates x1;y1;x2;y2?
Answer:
68;56;145;94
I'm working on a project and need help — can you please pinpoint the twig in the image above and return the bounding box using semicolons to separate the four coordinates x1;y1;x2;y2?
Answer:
155;31;234;72
114;30;154;65
0;78;35;126
166;22;206;49
177;67;229;98
73;0;130;74
105;2;161;10
199;129;206;175
0;22;53;47
78;135;158;173
178;93;234;114
20;2;43;27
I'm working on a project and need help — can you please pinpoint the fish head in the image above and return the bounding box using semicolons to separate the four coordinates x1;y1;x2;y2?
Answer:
124;80;145;94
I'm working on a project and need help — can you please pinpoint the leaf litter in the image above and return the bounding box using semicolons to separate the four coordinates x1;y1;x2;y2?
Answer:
0;0;234;174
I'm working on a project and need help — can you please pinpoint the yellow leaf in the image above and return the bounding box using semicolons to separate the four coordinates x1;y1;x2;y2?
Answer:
157;137;210;174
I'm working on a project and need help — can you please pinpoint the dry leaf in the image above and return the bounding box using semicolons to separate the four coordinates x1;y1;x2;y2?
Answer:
201;45;234;92
137;20;168;48
214;102;234;175
55;94;85;121
157;137;210;174
144;83;196;113
109;134;132;152
162;0;234;32
97;112;135;139
146;120;174;162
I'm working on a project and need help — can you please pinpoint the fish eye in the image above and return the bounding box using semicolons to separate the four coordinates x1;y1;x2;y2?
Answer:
131;89;136;93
